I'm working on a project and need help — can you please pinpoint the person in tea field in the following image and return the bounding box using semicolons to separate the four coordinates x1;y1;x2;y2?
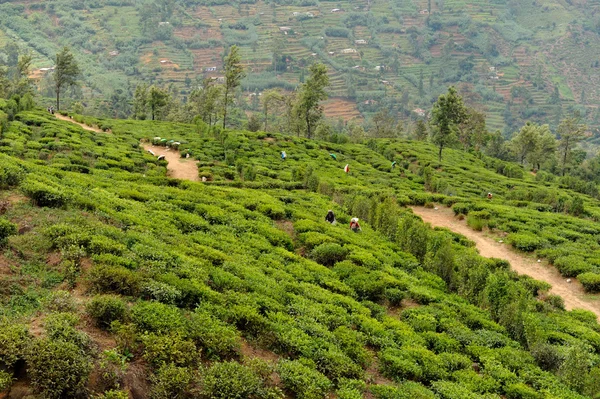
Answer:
350;217;361;232
487;192;493;200
325;210;336;224
281;151;287;160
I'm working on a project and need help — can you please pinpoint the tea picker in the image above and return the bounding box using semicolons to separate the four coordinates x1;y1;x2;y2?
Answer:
157;155;166;161
330;153;337;160
325;210;336;224
281;151;287;160
344;164;350;173
350;218;361;232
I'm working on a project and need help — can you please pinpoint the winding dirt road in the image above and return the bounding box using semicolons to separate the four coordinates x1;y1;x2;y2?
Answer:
142;144;199;181
54;113;107;133
411;206;600;318
53;114;199;181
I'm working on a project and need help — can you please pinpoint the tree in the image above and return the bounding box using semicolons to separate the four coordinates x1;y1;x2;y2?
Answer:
53;47;81;111
528;124;556;171
458;108;487;151
261;89;283;131
557;116;587;176
133;84;148;120
511;122;542;166
223;45;245;129
190;78;222;129
430;86;468;161
414;120;428;141
247;114;261;132
294;63;329;139
371;109;395;138
148;86;169;121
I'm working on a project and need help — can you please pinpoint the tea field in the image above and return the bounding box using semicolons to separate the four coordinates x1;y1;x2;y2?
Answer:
1;106;600;398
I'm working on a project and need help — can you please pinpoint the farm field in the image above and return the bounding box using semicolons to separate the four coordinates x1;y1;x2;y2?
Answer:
2;0;600;137
1;100;600;397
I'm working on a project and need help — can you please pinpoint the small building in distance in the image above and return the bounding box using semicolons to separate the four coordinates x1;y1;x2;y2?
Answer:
374;65;385;71
331;8;342;12
340;48;357;54
413;108;426;117
279;26;291;32
109;50;119;56
364;99;378;105
419;9;429;15
355;39;367;45
158;21;170;26
205;66;217;72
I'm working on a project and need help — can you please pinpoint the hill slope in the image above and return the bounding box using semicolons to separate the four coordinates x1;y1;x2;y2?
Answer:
0;108;599;397
3;0;600;134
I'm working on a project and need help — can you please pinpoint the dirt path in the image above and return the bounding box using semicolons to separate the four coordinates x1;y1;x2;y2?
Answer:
54;113;107;133
411;206;600;318
142;144;199;181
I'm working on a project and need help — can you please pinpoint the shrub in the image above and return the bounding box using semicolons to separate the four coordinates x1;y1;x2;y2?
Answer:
142;332;198;368
0;370;13;392
150;363;194;399
578;272;600;293
26;338;92;399
311;243;348;266
96;390;129;399
98;349;128;391
369;381;435;399
466;215;484;231
452;203;471;215
379;347;447;383
0;322;30;369
505;382;541;399
0;218;16;245
0;160;25;188
202;361;281;399
41;290;76;313
86;295;128;329
130;301;186;333
277;359;332;399
554;256;591;277
22;180;69;207
506;232;546;252
43;312;91;350
188;311;240;359
88;265;142;296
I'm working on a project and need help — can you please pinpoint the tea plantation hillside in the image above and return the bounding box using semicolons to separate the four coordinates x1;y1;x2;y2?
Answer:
2;109;600;398
5;0;600;133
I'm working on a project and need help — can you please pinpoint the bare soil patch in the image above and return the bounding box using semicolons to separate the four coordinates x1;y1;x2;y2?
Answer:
142;144;199;181
411;206;600;318
54;113;108;133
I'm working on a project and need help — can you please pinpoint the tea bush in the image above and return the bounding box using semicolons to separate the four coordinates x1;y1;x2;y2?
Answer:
578;272;600;293
277;359;332;399
26;338;92;399
311;243;349;266
506;233;546;252
86;295;128;329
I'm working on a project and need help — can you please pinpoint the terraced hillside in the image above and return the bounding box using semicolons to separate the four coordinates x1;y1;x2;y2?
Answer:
3;0;600;135
1;101;600;398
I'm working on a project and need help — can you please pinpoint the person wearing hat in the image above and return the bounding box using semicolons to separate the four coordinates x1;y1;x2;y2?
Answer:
325;210;336;224
350;218;361;232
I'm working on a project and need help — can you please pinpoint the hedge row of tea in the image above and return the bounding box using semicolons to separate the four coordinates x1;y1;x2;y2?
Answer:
0;111;599;397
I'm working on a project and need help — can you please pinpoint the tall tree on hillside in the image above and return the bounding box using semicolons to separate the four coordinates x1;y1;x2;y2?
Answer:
430;86;468;161
458;108;487;151
53;47;81;111
558;116;587;176
223;45;245;129
148;86;169;121
261;89;283;132
511;122;541;165
414;120;428;141
528;124;556;171
294;63;329;139
371;109;395;138
133;84;148;120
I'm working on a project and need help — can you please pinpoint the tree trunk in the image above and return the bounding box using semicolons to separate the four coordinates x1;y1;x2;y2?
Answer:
264;105;268;132
438;144;443;162
562;140;569;176
306;114;311;139
56;86;60;111
223;88;229;129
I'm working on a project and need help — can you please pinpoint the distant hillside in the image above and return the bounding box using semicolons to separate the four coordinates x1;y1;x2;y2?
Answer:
3;0;600;136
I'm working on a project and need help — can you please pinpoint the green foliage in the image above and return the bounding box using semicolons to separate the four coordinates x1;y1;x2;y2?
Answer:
277;359;332;399
311;243;348;266
506;232;546;252
553;256;591;277
86;295;128;329
149;363;194;399
22;179;69;207
142;332;198;368
577;272;600;293
202;360;282;399
0;321;29;369
88;265;142;296
26;338;92;399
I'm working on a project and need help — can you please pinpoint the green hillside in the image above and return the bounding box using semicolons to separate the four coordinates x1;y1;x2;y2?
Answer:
0;100;600;398
3;0;600;135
